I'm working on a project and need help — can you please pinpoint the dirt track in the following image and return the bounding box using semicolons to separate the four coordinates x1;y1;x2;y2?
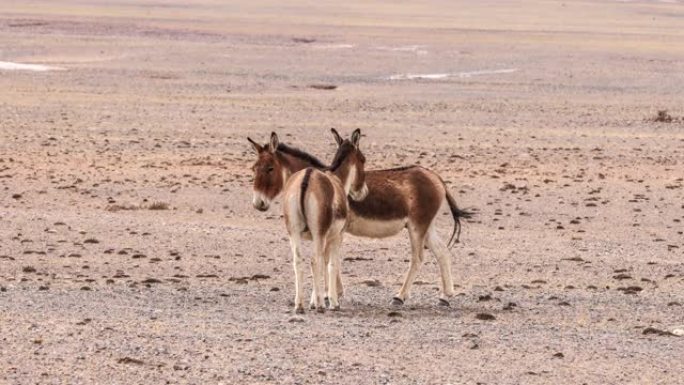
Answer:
1;1;683;384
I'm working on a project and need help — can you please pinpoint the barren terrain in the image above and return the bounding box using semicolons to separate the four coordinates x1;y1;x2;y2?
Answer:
1;1;683;384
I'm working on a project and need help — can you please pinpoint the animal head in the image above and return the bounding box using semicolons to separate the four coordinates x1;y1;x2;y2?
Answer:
247;132;285;211
330;128;368;201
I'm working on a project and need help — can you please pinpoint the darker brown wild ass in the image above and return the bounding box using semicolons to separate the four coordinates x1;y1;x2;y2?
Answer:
248;130;472;306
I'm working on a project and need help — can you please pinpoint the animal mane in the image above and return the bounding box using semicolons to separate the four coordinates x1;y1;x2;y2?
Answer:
276;143;327;168
375;165;417;172
328;141;354;171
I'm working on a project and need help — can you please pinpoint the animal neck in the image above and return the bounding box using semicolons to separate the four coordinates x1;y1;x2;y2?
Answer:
276;143;326;172
332;165;354;195
278;151;323;177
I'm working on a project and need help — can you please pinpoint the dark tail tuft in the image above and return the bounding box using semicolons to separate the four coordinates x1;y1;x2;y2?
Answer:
445;189;474;248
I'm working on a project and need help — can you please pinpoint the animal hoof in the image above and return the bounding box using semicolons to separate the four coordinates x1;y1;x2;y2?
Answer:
324;297;330;308
331;305;341;311
295;307;305;314
391;297;404;306
316;307;326;314
438;298;451;307
309;303;316;310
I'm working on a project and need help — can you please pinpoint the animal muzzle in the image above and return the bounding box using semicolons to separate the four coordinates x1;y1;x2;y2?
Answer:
252;193;270;211
349;183;369;201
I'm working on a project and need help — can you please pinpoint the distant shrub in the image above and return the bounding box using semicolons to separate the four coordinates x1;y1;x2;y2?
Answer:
148;202;169;210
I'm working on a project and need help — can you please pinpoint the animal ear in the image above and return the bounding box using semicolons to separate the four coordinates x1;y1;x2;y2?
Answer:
330;128;343;146
247;137;263;153
351;128;361;148
268;132;279;153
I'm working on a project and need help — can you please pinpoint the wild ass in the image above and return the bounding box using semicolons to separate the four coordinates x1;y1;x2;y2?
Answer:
248;130;471;306
278;129;367;313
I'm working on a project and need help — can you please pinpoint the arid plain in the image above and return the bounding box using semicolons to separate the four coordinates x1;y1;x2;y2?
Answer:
1;1;683;384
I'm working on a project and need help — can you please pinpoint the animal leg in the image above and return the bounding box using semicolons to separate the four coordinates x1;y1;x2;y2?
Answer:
394;225;427;305
336;265;344;299
426;227;455;306
308;239;329;308
310;258;317;309
324;234;343;310
323;241;333;306
290;235;305;314
311;236;327;312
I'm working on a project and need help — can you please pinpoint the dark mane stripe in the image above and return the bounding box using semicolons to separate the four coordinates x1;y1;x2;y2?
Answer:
374;165;418;172
300;168;314;227
328;142;353;171
277;143;327;168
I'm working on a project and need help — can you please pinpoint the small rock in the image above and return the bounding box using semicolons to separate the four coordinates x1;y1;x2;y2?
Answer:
475;313;495;321
478;294;492;302
250;274;270;281
118;357;144;365
642;327;677;337
613;273;632;280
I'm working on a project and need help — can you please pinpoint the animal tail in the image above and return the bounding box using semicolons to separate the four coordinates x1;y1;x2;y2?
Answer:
299;168;314;229
443;184;474;248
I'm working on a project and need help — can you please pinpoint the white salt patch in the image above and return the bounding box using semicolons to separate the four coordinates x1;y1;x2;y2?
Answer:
389;73;450;80
672;327;684;336
377;45;423;51
458;68;518;78
388;68;517;81
312;44;354;49
377;45;428;55
0;61;65;71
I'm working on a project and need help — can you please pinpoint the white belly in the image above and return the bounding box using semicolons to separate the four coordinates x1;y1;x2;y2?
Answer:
346;216;407;238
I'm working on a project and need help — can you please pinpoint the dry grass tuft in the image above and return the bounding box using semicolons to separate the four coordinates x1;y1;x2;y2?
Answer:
308;84;337;90
655;110;673;123
651;110;682;123
106;204;139;212
148;202;169;210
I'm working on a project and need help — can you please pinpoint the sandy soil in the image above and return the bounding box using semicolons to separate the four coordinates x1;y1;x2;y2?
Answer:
1;1;683;384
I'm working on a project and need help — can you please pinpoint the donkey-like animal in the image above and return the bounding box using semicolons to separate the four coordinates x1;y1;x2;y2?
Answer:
280;129;367;313
248;130;471;306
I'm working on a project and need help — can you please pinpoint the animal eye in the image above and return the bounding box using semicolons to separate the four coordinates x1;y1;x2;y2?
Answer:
267;166;274;173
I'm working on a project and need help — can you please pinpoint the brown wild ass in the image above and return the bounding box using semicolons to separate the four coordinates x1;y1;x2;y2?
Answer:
275;129;367;313
248;130;471;306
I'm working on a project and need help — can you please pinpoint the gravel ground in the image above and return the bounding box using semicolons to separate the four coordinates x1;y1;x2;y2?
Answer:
1;1;683;384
